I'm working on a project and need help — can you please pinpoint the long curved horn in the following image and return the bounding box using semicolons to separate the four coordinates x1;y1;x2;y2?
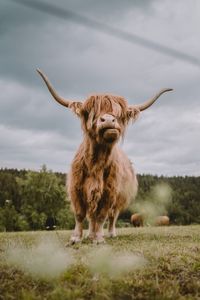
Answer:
135;88;173;111
37;68;73;108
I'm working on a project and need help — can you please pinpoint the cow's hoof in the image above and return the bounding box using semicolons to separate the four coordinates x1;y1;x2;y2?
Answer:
93;236;106;244
67;236;82;245
86;233;96;240
107;232;117;238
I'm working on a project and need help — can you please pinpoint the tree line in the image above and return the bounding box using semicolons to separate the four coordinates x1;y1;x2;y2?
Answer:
0;166;199;231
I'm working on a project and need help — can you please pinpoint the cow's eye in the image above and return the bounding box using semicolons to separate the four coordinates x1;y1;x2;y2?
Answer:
82;110;89;121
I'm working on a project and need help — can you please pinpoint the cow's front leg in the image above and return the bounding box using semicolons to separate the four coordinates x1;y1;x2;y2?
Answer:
70;193;86;244
70;213;85;244
86;180;104;242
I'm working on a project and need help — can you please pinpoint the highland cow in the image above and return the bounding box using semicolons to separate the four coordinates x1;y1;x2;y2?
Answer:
37;69;172;243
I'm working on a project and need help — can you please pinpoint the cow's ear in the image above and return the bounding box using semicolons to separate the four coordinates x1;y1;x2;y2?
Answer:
69;102;83;117
127;106;140;121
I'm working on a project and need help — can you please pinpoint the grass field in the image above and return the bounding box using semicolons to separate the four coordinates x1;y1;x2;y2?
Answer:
0;225;200;300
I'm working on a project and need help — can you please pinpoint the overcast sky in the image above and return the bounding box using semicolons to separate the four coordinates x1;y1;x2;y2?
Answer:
1;0;200;176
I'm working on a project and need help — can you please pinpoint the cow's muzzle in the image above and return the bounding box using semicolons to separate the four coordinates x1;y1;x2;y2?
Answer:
102;128;120;142
97;114;121;142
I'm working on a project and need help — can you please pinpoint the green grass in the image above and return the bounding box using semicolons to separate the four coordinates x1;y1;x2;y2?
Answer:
0;226;200;300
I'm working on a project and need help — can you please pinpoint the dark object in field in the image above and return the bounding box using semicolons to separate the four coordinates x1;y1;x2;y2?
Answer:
130;214;170;227
131;213;144;227
45;216;56;230
154;216;170;226
37;68;172;243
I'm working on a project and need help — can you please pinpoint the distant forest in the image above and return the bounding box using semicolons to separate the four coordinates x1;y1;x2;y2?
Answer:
0;166;200;231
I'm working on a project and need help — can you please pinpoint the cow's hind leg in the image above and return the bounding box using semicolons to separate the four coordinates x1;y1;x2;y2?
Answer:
95;217;107;243
108;209;119;238
87;218;96;240
87;214;106;243
94;204;110;244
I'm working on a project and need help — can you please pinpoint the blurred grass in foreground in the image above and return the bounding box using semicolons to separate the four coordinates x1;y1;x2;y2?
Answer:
0;226;200;300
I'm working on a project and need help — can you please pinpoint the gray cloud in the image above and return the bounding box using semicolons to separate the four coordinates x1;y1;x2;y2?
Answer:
1;0;200;175
9;0;200;68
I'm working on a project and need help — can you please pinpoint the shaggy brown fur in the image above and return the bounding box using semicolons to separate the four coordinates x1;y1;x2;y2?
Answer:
37;69;172;243
67;94;139;243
